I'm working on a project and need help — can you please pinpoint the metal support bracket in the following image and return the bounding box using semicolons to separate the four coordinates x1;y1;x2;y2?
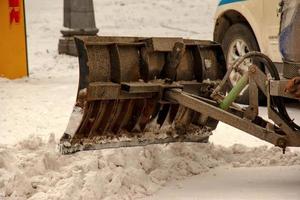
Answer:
164;89;286;146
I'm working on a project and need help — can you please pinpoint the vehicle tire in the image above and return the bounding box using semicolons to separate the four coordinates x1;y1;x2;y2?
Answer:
222;23;265;105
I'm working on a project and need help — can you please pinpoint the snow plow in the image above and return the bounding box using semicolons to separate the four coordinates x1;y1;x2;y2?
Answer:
60;36;226;153
60;36;300;154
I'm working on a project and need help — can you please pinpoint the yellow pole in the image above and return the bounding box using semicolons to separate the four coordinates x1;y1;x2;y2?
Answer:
0;0;28;79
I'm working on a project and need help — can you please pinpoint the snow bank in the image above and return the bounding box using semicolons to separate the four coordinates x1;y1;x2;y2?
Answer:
0;136;299;200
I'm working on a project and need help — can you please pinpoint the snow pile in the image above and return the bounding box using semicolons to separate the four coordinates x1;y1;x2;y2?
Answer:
0;135;299;200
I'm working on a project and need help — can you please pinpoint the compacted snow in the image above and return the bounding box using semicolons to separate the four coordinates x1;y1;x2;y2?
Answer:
144;165;300;200
0;0;299;199
1;138;300;200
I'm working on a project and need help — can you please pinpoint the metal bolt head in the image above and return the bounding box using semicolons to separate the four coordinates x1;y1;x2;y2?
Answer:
277;138;287;149
250;66;256;73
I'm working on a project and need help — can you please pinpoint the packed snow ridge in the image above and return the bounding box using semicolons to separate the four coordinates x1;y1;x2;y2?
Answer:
0;135;299;200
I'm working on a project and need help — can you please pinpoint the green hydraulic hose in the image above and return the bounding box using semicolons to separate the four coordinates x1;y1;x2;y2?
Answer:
220;73;249;110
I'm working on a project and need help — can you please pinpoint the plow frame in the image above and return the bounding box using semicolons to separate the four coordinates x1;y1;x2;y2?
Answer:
60;36;300;154
165;65;300;150
60;36;227;154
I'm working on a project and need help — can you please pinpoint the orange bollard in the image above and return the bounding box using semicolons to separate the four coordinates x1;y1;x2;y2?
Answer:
0;0;28;79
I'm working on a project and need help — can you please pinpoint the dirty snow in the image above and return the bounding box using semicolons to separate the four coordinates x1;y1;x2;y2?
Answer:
0;0;299;199
1;136;300;200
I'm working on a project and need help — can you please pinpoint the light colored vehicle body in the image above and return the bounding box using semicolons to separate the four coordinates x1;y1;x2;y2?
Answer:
214;0;282;63
214;0;283;104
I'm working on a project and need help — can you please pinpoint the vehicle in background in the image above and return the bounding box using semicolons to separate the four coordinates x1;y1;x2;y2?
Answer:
214;0;282;103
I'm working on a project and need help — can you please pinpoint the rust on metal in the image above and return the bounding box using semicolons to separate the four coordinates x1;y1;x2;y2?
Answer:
284;77;300;99
60;36;226;154
61;37;300;154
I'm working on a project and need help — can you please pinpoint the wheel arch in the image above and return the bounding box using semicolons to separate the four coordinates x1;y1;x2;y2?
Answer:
214;10;262;52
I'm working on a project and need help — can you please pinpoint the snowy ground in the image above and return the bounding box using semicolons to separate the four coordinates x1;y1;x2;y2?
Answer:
0;0;299;199
144;166;300;200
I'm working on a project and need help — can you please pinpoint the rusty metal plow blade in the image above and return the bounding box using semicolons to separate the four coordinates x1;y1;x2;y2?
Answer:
60;36;226;154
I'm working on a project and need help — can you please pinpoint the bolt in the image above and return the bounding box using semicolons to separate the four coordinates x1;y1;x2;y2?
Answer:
277;138;287;154
278;139;285;146
250;66;256;73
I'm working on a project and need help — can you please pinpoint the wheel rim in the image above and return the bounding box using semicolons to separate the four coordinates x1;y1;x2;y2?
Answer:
227;39;252;95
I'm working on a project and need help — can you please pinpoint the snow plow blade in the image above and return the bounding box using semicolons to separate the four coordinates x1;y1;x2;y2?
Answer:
60;36;226;154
